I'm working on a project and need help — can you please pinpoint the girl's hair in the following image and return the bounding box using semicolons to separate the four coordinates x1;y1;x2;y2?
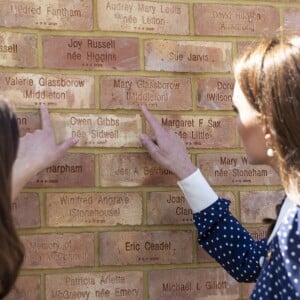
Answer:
234;34;300;237
0;99;24;298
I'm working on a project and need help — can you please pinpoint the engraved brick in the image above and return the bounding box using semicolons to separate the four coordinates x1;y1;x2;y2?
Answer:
147;114;237;148
97;0;189;35
15;112;40;137
99;153;177;187
45;271;143;300
43;36;140;70
12;193;40;228
284;8;300;32
99;231;193;265
0;32;37;67
145;40;232;73
149;268;239;299
26;153;95;188
5;275;40;300
196;153;281;186
100;75;192;110
247;226;269;241
46;192;142;226
51;113;142;147
194;4;280;36
22;233;94;269
1;73;94;109
0;0;92;31
242;282;255;299
147;191;193;225
197;77;234;110
240;190;285;223
148;191;236;225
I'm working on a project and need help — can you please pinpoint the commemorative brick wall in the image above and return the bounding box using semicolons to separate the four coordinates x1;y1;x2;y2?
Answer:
2;0;299;299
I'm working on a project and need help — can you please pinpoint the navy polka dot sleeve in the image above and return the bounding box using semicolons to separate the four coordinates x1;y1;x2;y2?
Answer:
193;198;267;283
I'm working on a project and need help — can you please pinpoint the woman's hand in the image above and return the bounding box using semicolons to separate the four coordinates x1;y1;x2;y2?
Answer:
12;105;78;199
139;105;197;180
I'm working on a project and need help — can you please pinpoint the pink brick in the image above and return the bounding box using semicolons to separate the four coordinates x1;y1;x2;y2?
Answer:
51;113;142;147
26;153;95;188
240;190;285;223
5;275;40;300
15;112;40;136
0;73;94;109
97;0;189;35
194;4;280;36
147;191;193;225
149;268;239;299
45;271;143;300
46;192;142;226
146;114;237;148
99;153;178;187
0;32;37;67
284;8;300;32
12;193;40;228
197;77;234;110
22;233;94;269
247;226;269;241
0;0;93;31
43;36;140;70
196;153;281;186
145;40;232;73
99;231;193;265
242;282;256;299
100;75;192;110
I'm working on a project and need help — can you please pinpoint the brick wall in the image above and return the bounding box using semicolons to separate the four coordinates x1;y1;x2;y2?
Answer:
2;0;299;299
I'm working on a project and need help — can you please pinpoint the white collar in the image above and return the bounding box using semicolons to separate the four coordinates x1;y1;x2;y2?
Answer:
267;196;297;244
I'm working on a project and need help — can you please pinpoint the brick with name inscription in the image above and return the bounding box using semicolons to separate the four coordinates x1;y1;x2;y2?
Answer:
0;32;37;67
145;40;232;73
1;73;94;108
247;226;269;241
26;153;95;188
284;8;300;32
197;78;234;110
21;233;94;269
5;275;40;300
99;231;193;265
240;190;284;223
0;0;92;31
51;113;142;147
12;193;40;228
242;282;256;300
196;153;281;186
99;153;178;187
100;75;192;110
98;0;189;35
148;191;236;225
15;112;40;136
45;271;143;300
46;192;142;226
149;268;239;299
194;4;280;36
147;114;237;148
147;191;193;225
43;36;140;70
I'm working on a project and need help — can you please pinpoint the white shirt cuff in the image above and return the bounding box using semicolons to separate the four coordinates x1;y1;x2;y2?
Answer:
177;168;218;213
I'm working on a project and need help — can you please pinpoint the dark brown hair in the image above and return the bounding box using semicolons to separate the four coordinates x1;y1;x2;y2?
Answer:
234;35;300;237
0;99;24;298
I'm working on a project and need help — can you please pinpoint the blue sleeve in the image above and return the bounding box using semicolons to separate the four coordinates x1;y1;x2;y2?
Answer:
193;198;268;283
